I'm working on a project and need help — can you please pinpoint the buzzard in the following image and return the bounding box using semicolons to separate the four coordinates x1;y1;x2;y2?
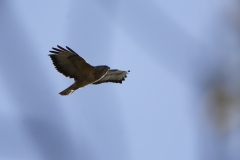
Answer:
49;45;130;96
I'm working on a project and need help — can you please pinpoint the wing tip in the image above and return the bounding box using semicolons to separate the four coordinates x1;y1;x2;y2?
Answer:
66;46;76;53
49;45;72;53
49;45;76;53
48;53;56;56
49;51;58;54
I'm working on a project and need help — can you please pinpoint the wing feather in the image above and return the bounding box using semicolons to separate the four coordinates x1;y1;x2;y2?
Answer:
52;47;62;52
57;45;68;52
66;46;76;53
49;45;94;80
93;69;130;84
49;51;59;53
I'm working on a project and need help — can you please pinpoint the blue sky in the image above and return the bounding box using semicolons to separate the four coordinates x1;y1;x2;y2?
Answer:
1;0;240;160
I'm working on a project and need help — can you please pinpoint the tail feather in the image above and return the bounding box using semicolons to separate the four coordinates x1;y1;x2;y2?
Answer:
59;85;75;96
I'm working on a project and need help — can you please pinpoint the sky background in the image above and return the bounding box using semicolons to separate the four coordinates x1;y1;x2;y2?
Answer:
1;0;240;160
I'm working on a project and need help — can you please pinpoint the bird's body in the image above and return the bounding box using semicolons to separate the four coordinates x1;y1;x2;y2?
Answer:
49;45;129;96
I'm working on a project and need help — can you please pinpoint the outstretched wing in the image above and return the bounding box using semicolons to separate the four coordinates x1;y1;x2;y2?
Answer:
93;69;130;84
49;45;94;80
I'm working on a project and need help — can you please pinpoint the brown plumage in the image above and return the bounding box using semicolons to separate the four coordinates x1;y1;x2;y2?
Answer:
49;45;130;96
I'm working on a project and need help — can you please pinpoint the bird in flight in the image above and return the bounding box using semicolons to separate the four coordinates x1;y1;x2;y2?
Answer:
49;45;130;96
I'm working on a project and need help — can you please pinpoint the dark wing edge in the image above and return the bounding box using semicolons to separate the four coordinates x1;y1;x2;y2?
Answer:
49;45;76;54
93;69;130;85
48;45;78;79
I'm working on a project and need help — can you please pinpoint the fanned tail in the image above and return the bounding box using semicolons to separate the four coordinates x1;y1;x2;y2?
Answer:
59;85;75;96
